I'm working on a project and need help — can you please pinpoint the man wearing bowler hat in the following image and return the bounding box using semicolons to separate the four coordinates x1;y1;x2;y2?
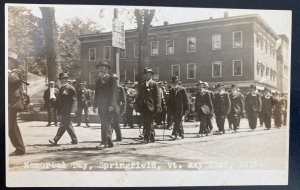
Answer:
93;61;118;148
43;81;59;126
167;76;189;139
49;73;78;145
8;52;29;156
228;83;245;132
260;87;274;130
245;84;262;131
214;83;231;134
135;68;161;143
195;80;213;137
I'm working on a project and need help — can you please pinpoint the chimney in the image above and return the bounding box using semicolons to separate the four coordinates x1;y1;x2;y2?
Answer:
224;11;229;18
164;21;169;26
209;17;213;20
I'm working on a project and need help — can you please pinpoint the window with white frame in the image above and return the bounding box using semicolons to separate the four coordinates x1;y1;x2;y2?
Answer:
233;60;242;76
103;46;111;60
89;71;98;85
256;33;261;48
212;61;222;77
233;31;242;48
260;64;265;77
171;64;180;78
120;49;126;59
151;67;159;80
89;48;96;61
151;41;159;56
212;34;221;50
266;67;270;77
187;37;196;52
166;40;174;55
265;40;269;54
187;63;196;79
257;61;261;76
134;43;139;58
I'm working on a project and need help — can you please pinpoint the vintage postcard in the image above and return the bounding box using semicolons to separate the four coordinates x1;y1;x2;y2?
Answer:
5;3;291;187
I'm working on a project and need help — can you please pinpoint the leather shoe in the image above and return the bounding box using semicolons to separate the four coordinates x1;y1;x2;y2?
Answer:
49;139;57;146
9;150;25;156
71;141;78;144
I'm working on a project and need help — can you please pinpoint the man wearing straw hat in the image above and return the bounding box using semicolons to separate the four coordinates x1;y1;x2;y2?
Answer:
93;61;118;148
49;73;78;145
8;52;29;156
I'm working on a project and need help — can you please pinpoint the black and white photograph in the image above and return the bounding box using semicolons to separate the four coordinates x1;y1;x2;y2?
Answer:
5;3;291;187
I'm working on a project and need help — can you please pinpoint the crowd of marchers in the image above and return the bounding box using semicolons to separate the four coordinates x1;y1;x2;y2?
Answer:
8;52;288;155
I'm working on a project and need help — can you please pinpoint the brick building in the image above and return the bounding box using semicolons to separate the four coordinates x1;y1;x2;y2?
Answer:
78;13;289;93
276;34;289;94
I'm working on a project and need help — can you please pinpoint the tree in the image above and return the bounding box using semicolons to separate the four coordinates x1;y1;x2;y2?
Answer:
8;6;46;75
40;7;58;82
57;18;103;79
134;9;155;83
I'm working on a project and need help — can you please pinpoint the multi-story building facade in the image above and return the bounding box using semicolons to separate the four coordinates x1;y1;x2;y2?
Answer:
78;13;288;93
276;34;289;94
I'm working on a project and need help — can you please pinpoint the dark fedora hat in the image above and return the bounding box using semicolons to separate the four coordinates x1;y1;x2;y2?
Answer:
58;73;69;79
231;83;237;88
143;68;154;74
250;84;256;89
171;76;179;83
96;61;111;69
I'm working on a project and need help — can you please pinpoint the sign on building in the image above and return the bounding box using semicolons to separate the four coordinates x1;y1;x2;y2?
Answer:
112;19;125;49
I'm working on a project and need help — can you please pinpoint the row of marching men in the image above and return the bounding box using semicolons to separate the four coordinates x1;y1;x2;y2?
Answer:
45;61;287;148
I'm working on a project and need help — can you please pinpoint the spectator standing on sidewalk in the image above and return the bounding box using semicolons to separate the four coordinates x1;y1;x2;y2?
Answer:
43;81;58;126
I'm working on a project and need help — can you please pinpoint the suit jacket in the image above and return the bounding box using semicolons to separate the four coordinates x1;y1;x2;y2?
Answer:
245;91;262;113
214;91;231;115
261;94;274;117
93;74;118;110
8;69;24;110
195;89;213;115
135;79;161;112
43;87;59;108
229;91;245;115
167;85;189;116
77;88;91;104
57;83;77;115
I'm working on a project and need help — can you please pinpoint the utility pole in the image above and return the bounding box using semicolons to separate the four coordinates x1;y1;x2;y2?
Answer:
113;8;120;79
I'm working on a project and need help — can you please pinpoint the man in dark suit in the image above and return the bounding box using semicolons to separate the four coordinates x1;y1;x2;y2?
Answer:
76;81;91;127
195;81;213;137
111;74;126;141
43;81;59;126
245;84;262;131
167;76;189;139
135;68;161;144
49;73;78;145
260;87;274;130
203;82;214;132
8;52;28;156
214;83;231;134
228;84;245;132
93;62;118;148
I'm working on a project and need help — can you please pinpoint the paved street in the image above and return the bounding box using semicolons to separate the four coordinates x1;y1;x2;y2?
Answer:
8;119;288;171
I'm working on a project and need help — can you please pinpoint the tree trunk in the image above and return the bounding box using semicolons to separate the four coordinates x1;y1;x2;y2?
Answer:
40;7;58;82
